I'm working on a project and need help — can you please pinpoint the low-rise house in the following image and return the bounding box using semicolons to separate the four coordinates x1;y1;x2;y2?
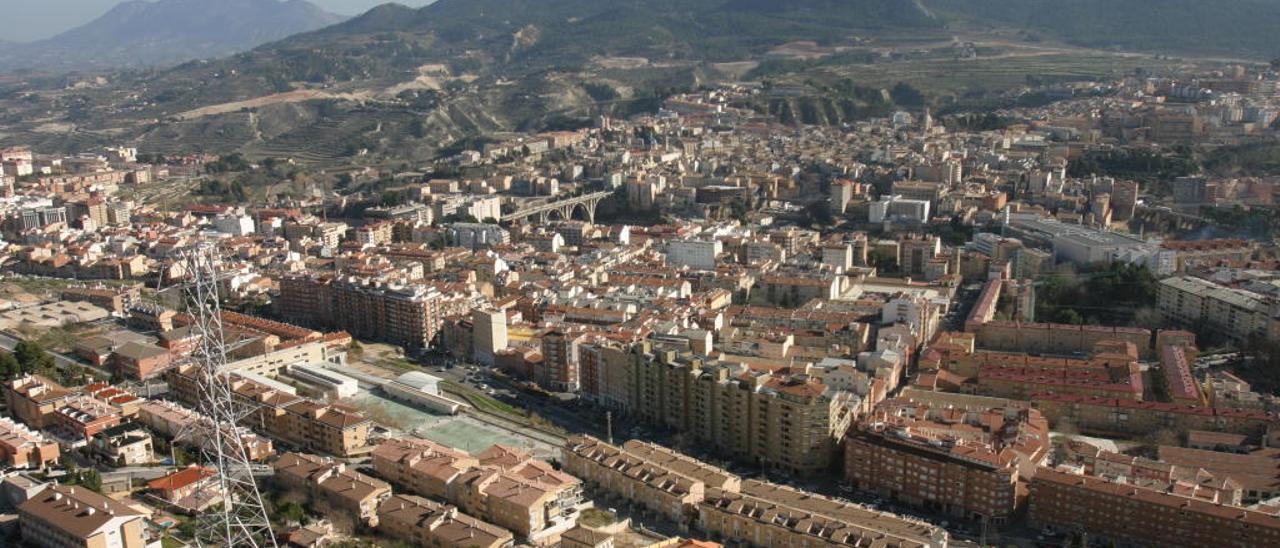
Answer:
273;452;392;527
377;494;514;548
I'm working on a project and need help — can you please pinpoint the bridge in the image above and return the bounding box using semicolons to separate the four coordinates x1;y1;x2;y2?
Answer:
500;191;613;224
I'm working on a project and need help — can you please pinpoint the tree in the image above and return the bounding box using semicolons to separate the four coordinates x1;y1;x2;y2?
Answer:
14;341;53;374
0;351;19;380
890;82;926;109
81;469;103;493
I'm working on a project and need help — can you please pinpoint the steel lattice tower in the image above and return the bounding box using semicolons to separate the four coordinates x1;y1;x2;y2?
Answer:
180;244;278;548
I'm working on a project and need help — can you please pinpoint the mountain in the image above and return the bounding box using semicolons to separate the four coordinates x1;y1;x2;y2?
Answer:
5;0;1280;162
0;0;346;72
928;0;1280;58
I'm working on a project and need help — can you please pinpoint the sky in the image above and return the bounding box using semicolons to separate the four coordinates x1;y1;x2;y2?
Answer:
0;0;435;43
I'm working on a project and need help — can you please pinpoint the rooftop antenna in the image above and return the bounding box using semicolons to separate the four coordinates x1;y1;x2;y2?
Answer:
178;243;277;548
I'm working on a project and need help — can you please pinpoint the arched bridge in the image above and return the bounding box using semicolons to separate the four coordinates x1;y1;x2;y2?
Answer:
501;191;613;224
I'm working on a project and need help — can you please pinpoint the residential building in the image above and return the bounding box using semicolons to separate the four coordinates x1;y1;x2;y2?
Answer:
844;395;1051;524
1158;275;1278;345
630;348;857;476
4;376;74;429
372;438;585;542
278;275;444;351
1029;467;1280;548
273;452;393;527
0;416;59;469
18;484;146;548
561;436;740;522
473;308;509;367
377;494;514;548
667;240;722;271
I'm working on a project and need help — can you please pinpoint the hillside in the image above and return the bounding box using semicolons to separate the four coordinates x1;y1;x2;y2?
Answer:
928;0;1280;58
0;0;1274;164
0;0;346;72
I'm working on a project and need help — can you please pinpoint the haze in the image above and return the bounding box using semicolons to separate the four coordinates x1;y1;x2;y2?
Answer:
0;0;435;42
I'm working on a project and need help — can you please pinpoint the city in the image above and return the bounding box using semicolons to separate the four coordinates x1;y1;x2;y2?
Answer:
1;1;1280;548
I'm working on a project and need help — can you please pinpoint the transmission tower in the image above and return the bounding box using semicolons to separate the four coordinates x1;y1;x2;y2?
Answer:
179;244;278;548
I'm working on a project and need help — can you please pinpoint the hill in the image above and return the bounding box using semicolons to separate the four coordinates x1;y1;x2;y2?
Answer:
928;0;1280;58
1;0;1276;165
0;0;346;72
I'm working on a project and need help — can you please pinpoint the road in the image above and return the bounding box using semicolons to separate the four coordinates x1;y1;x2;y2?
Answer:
0;330;112;378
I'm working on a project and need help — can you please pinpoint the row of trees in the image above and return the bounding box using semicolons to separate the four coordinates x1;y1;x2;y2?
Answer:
0;340;56;380
1034;263;1161;327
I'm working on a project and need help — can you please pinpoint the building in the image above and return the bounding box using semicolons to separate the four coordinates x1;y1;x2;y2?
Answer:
630;347;857;476
447;223;511;249
167;365;372;457
91;422;153;467
869;195;931;224
110;342;173;380
273;452;393;527
898;234;942;277
377;494;514;548
698;481;948;548
473;308;509;367
0;416;59;469
561;436;740;522
18;484;146;548
4;376;74;429
538;329;584;392
1158;276;1277;345
135;399;274;462
147;466;221;511
1029;467;1280;548
278;275;444;351
667;240;722;271
372;438;584;542
844;395;1051;524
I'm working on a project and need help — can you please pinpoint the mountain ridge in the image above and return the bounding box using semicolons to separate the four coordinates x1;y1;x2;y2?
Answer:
0;0;346;72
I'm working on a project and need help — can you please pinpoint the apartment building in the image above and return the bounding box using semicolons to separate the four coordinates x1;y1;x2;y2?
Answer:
844;396;1051;524
378;494;514;548
18;484;146;548
166;365;372;456
561;436;740;523
538;329;584;392
631;347;856;476
371;438;584;542
1158;275;1278;344
0;416;59;469
4;375;74;429
278;274;444;351
1029;467;1280;548
273;452;392;527
473;308;509;367
135;399;274;461
1032;393;1278;440
698;481;947;548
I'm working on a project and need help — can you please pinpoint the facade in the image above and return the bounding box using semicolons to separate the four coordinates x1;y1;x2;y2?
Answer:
844;396;1051;524
377;494;514;548
0;416;59;469
278;275;444;351
538;329;583;392
631;347;856;476
1029;467;1280;548
473;308;509;367
698;481;947;548
1158;275;1277;344
4;376;74;429
561;436;740;522
666;240;722;271
18;484;146;548
273;452;393;527
372;438;584;542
